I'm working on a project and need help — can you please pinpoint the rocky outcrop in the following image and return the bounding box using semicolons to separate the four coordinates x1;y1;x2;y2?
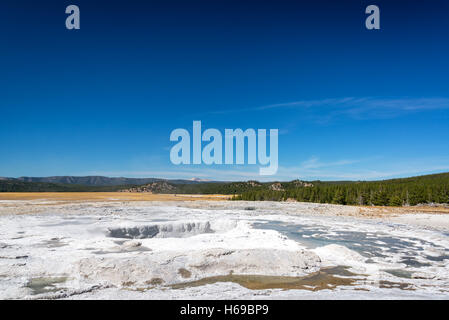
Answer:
291;180;313;187
120;181;176;193
269;182;284;191
247;181;262;187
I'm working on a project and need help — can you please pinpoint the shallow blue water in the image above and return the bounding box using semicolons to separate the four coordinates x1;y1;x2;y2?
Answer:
252;220;449;268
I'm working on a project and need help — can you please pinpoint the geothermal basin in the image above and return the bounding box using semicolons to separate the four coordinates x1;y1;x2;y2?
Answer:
0;199;448;299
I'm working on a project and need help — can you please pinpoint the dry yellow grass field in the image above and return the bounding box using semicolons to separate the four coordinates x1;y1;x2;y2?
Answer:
358;205;449;215
0;192;231;202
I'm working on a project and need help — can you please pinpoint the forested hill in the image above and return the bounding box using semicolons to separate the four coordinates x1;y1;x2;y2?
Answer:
0;179;135;192
234;172;449;206
1;172;449;207
5;176;208;186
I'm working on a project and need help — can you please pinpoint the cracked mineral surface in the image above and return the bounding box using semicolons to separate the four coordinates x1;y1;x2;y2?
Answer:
1;200;448;299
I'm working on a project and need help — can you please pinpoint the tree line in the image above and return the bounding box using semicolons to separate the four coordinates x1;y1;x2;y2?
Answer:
233;173;449;206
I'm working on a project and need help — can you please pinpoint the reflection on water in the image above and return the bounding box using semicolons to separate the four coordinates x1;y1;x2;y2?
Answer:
171;266;358;291
26;277;68;295
384;269;414;279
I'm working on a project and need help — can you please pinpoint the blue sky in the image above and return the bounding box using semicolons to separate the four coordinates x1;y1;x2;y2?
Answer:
1;0;448;181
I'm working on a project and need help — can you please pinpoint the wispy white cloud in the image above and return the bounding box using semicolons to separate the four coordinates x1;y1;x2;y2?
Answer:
85;164;449;182
299;156;360;170
84;167;263;182
274;157;449;181
84;157;449;182
210;97;449;122
276;166;449;181
330;97;449;120
83;157;367;181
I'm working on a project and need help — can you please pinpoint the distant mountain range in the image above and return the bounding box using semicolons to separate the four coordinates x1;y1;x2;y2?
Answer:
1;176;214;186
